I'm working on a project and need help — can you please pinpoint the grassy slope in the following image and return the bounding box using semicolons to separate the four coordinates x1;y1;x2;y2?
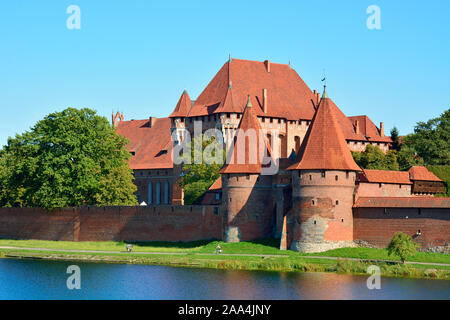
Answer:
0;238;448;264
427;165;450;196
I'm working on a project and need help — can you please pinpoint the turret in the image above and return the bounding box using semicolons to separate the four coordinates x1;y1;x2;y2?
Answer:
285;86;361;252
169;90;191;144
219;95;275;242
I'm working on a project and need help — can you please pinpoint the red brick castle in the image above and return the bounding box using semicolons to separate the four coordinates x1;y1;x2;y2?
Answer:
113;58;449;253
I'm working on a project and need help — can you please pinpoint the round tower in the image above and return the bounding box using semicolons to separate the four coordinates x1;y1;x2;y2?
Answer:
219;95;275;242
287;86;361;253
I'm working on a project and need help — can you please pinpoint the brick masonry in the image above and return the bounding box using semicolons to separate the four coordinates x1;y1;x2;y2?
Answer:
353;207;450;249
0;206;222;242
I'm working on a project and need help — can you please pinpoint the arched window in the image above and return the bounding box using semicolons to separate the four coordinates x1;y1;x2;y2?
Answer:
164;180;170;204
148;181;153;204
156;181;161;204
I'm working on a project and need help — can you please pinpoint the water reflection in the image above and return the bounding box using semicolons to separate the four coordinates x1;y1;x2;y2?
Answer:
0;259;448;300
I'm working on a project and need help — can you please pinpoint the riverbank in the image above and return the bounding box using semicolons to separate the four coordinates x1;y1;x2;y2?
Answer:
0;239;449;280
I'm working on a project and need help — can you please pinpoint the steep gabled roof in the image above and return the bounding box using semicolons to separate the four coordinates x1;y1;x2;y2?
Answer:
409;166;442;182
169;90;192;118
116;117;173;170
219;95;273;174
288;91;361;171
358;169;412;185
348;115;392;143
187;59;317;119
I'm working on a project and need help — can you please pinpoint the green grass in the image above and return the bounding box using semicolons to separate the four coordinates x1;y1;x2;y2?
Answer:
427;165;450;196
0;238;448;264
306;247;450;264
1;248;448;279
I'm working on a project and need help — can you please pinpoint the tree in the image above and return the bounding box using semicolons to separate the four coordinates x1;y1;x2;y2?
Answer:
390;126;401;151
387;232;418;264
397;145;425;171
352;144;399;170
0;108;137;210
403;109;450;165
180;134;225;205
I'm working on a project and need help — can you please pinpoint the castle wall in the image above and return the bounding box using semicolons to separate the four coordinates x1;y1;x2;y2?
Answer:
0;206;222;242
356;182;412;198
353;207;450;249
289;170;357;252
222;174;275;242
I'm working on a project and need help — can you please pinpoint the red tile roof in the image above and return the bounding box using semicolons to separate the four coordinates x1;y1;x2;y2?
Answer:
116;118;173;170
208;177;222;191
354;197;450;208
187;58;317;120
219;96;273;174
185;58;388;145
409;166;442;182
348;115;392;143
169;90;191;118
213;85;243;114
288;94;361;171
358;169;412;185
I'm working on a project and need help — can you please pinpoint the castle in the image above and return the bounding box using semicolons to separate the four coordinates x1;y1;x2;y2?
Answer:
113;58;449;253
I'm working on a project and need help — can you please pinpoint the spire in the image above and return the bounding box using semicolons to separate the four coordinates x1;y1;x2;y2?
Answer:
246;94;252;108
322;84;328;99
288;93;361;172
169;90;191;118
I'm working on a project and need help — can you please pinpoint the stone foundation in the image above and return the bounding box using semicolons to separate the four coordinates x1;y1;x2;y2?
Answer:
290;240;357;253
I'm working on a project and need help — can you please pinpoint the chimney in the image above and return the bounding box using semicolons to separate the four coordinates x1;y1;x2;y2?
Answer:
313;90;321;105
355;120;360;134
263;88;268;113
149;116;154;128
380;122;384;137
264;60;271;73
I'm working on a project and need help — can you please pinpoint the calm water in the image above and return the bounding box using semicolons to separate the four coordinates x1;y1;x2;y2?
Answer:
0;259;448;300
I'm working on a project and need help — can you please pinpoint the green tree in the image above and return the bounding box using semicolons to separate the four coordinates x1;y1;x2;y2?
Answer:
387;232;418;264
403;109;450;165
0;108;137;210
180;134;225;205
397;145;425;171
390;126;401;151
383;150;399;171
352;144;399;170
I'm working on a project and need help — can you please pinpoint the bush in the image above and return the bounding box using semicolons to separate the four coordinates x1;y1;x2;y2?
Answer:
387;232;418;264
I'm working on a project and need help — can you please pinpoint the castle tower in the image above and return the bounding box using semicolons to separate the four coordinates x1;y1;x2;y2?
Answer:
286;86;361;252
219;95;275;242
169;90;191;144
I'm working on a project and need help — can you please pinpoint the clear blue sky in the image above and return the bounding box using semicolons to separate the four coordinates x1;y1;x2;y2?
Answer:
1;0;449;147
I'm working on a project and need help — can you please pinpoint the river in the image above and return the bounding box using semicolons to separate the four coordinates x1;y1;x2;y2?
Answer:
0;259;448;299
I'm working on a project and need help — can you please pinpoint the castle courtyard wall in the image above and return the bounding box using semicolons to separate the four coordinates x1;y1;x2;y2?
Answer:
0;206;222;242
353;207;450;249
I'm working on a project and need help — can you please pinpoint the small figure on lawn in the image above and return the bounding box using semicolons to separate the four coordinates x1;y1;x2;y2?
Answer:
215;244;222;254
126;244;133;253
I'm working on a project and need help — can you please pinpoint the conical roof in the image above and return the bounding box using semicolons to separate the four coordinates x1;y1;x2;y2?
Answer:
213;85;243;114
288;93;361;171
219;95;273;174
169;90;191;118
